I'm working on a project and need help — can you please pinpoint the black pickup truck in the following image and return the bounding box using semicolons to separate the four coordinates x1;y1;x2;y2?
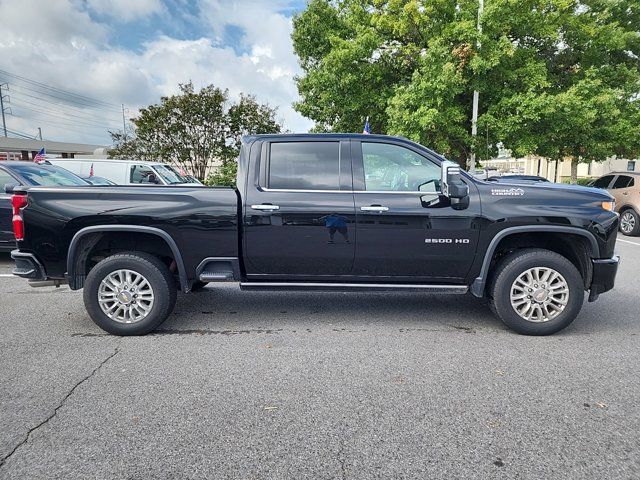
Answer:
8;134;619;335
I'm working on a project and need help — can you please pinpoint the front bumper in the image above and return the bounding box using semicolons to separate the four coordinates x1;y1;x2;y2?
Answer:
11;250;46;280
588;255;619;302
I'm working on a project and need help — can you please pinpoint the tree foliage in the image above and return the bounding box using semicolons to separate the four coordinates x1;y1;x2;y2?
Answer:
293;0;640;175
109;82;282;181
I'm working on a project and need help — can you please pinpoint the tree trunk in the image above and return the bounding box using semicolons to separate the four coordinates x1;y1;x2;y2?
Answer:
570;158;579;184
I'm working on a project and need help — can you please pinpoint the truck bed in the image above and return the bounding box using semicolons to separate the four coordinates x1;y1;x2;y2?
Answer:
17;185;239;280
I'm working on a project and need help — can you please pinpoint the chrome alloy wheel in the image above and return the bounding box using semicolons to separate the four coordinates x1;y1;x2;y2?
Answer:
98;269;155;324
620;211;636;234
510;267;569;323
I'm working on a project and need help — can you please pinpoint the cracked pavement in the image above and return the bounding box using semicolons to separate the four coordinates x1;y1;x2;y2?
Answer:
1;241;640;479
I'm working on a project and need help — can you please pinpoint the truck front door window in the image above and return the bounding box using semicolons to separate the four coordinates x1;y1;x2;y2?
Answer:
362;142;441;193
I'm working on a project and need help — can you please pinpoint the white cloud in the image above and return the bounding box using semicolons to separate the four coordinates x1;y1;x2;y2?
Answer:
0;0;312;145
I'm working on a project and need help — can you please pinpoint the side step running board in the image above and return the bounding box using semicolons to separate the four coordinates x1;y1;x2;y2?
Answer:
239;282;468;294
200;271;235;282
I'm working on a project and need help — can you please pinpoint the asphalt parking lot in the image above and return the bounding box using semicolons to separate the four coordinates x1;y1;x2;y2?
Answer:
0;239;639;479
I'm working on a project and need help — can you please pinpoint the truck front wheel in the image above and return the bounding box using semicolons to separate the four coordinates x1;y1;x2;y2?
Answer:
83;252;177;335
489;248;584;335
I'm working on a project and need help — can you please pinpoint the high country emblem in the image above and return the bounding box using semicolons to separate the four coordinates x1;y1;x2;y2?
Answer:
491;187;525;196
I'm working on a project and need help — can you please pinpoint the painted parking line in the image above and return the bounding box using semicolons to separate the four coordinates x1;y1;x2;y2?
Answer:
0;274;15;278
618;238;640;246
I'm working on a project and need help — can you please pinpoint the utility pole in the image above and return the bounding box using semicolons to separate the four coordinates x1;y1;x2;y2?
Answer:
0;83;8;137
469;0;483;174
37;127;42;140
121;104;127;140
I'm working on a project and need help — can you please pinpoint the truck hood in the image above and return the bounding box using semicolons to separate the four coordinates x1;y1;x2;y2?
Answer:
485;180;614;201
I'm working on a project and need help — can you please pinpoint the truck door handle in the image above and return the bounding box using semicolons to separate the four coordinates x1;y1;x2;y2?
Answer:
360;205;389;213
251;204;280;211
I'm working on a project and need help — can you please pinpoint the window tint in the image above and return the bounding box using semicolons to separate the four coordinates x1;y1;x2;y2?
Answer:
612;175;633;189
130;165;161;184
268;142;340;190
592;175;614;189
7;164;87;186
155;164;190;184
0;170;16;188
362;142;441;193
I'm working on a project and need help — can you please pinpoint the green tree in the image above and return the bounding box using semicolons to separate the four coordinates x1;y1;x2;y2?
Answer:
292;0;640;179
109;82;282;181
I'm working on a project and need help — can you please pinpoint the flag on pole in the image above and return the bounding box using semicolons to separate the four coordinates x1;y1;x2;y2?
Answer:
33;148;46;163
363;117;371;135
89;163;94;177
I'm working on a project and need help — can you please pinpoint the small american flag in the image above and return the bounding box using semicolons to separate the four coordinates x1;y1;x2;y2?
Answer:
363;117;371;135
33;148;46;163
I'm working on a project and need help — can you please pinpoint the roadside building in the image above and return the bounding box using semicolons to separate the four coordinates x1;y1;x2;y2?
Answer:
482;146;637;182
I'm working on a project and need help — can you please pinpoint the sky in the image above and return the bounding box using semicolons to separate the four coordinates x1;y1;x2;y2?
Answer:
0;0;314;146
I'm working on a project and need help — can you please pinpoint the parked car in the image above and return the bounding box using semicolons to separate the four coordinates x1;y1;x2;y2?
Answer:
589;172;640;236
0;161;89;252
487;175;549;183
82;176;116;185
47;158;201;186
9;134;619;336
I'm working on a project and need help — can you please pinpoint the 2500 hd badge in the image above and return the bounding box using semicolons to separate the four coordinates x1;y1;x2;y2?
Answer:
425;238;471;244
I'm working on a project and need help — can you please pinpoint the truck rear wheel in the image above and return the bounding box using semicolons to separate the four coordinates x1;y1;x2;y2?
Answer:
489;248;584;335
83;252;177;335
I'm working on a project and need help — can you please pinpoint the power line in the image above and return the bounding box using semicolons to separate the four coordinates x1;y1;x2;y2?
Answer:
6;127;37;139
13;108;119;131
16;121;111;142
0;69;122;111
12;98;122;129
12;113;114;136
9;87;123;123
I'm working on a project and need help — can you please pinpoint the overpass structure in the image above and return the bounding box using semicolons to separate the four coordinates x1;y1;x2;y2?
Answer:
0;137;105;160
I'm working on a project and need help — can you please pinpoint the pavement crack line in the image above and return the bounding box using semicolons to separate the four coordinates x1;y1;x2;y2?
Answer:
337;436;348;480
0;346;120;469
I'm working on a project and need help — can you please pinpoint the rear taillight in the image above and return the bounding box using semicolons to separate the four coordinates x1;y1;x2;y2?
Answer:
11;194;28;241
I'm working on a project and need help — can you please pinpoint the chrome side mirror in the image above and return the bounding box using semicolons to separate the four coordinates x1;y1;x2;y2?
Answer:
441;160;470;210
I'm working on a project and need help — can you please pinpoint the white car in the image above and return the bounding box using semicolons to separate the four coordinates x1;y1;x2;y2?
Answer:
47;158;201;186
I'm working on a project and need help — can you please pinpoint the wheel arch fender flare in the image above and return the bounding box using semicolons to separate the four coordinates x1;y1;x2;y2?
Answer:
470;225;599;298
67;225;190;292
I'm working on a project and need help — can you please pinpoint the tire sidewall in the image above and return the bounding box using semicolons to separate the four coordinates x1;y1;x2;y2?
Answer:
492;252;584;335
83;254;175;335
620;209;639;236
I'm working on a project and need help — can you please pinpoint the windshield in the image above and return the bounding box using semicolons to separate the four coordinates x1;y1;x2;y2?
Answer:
153;164;191;184
9;164;89;186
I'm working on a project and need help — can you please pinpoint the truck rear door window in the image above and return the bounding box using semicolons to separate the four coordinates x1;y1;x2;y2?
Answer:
268;142;340;190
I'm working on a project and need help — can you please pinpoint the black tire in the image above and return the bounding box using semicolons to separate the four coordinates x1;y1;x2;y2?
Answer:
190;281;209;292
619;209;640;236
83;252;177;335
488;248;584;335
